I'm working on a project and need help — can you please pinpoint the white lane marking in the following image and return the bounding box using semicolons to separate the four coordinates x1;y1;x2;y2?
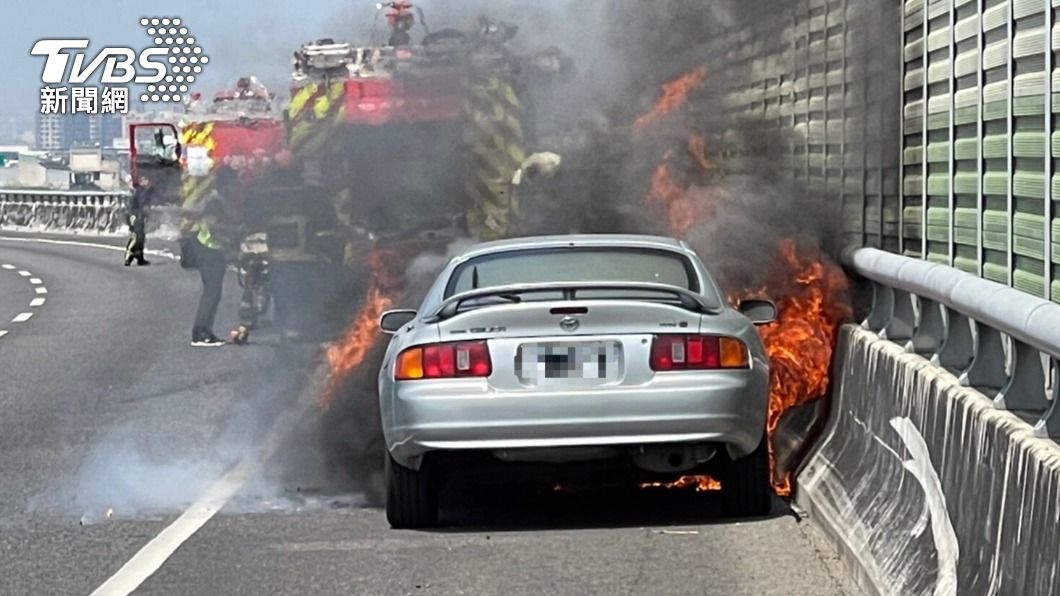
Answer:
1;264;13;270
12;312;33;323
90;403;291;596
89;461;251;596
29;278;42;285
30;297;46;307
0;330;7;338
35;287;47;295
0;236;177;261
17;270;31;277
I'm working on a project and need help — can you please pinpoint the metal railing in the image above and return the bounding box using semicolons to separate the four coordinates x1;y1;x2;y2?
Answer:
0;188;130;233
848;247;1060;438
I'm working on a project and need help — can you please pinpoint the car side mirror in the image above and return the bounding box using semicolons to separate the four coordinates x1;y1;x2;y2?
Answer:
380;309;417;333
738;299;777;325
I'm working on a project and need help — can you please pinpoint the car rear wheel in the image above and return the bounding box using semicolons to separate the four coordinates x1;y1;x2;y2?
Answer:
719;434;773;517
386;454;440;529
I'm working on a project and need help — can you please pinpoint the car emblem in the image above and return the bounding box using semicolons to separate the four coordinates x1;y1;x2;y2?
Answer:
559;316;580;332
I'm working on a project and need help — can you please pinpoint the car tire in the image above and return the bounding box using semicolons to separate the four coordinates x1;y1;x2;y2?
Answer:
719;434;773;517
385;454;440;529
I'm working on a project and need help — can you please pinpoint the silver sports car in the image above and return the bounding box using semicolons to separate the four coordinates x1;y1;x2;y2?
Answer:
377;234;776;527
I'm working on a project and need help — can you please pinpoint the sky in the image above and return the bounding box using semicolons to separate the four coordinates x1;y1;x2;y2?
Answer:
0;0;619;144
0;0;400;119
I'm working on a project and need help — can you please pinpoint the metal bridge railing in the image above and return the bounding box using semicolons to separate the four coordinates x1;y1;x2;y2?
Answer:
849;247;1060;438
0;189;130;234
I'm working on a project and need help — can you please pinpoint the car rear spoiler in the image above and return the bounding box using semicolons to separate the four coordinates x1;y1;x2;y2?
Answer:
425;281;723;322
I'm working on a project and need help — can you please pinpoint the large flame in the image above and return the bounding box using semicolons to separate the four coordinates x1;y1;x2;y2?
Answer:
318;247;407;410
633;66;708;134
320;284;392;410
318;244;429;410
635;78;849;495
742;239;850;495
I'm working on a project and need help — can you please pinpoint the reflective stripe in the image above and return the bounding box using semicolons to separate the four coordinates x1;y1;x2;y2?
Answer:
197;223;222;250
289;82;346;157
181;173;216;210
463;72;527;240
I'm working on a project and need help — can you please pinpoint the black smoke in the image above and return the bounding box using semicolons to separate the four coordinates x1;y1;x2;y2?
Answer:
288;0;900;502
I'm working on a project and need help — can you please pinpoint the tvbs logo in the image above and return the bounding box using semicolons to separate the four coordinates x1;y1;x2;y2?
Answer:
32;17;209;112
33;40;169;85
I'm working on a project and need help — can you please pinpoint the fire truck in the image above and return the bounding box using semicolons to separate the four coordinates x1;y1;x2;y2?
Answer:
283;8;536;247
262;3;569;340
129;76;286;216
131;3;566;341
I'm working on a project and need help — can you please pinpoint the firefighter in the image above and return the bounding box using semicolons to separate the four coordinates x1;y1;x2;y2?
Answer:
124;177;153;266
188;196;231;347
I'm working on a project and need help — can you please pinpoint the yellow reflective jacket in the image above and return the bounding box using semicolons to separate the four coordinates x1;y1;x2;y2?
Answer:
195;221;223;251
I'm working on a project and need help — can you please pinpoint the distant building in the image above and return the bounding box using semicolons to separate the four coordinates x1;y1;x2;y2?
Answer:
36;114;63;150
101;116;125;149
35;113;127;151
16;153;69;188
15;148;124;191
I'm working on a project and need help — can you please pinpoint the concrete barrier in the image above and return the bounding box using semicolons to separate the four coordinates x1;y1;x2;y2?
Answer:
0;190;183;239
0;190;129;235
798;325;1060;596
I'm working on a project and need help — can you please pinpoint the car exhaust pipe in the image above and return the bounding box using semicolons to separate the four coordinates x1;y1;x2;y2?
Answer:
632;444;716;474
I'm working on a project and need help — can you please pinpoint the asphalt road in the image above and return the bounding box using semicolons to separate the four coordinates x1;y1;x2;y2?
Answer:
0;234;858;596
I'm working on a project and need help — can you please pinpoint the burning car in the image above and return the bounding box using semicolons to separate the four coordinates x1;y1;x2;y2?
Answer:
376;234;777;528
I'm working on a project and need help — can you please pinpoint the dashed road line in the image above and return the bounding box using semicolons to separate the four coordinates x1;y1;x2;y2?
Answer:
0;252;51;340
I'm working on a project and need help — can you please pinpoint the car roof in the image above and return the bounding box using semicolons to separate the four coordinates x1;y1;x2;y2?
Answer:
453;234;691;261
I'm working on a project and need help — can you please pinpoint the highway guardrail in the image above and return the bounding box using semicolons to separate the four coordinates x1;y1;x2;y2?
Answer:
847;247;1060;438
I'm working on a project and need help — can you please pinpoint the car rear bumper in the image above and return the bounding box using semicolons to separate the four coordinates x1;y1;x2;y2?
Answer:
383;369;768;469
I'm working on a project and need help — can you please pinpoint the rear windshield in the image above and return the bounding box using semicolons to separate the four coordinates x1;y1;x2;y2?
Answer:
445;247;701;297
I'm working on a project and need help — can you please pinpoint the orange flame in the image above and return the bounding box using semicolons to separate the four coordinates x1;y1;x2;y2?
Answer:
644;150;710;236
687;134;715;171
317;243;439;410
633;66;708;134
639;475;722;492
747;239;850;495
320;284;392;409
633;64;850;497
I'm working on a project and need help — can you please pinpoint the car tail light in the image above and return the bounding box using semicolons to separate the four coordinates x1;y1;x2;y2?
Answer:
395;341;492;380
650;335;749;371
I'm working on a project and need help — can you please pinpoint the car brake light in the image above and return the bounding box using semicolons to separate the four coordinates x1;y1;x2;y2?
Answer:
650;335;749;371
395;341;492;380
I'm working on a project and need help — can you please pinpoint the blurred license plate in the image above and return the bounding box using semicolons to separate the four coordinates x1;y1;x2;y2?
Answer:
516;341;623;386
